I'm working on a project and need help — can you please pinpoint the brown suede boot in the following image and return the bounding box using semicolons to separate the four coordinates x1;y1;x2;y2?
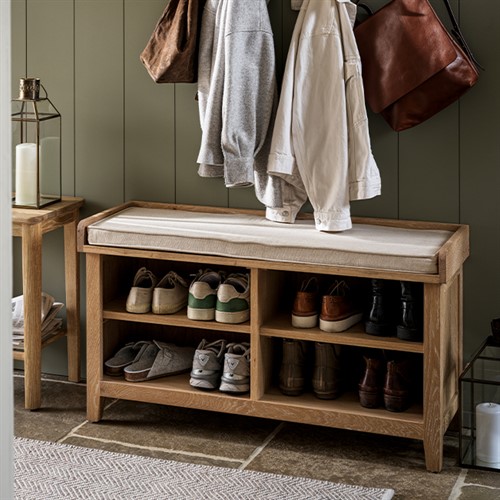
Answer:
384;359;412;412
279;339;307;396
358;355;385;408
312;343;342;399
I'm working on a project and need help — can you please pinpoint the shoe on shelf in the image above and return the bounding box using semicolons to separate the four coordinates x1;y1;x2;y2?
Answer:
279;339;307;396
104;341;151;376
190;339;227;390
384;358;412;412
365;279;398;336
397;281;423;342
124;340;195;382
219;342;251;394
125;267;158;314
358;354;385;408
215;273;250;324
291;276;319;329
319;280;363;333
187;269;225;321
152;271;189;315
312;342;342;399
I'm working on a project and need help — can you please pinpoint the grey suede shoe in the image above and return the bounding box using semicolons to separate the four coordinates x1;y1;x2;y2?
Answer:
124;340;195;382
104;341;151;376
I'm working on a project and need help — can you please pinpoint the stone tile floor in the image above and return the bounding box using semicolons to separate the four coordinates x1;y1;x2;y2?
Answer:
13;373;500;500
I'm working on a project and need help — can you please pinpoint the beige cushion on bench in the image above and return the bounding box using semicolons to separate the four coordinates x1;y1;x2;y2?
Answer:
87;207;453;274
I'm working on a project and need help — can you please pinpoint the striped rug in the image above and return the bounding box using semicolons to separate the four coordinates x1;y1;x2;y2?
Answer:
14;437;394;500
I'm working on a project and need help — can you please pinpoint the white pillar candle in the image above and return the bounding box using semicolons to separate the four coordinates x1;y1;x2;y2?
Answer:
476;402;500;464
15;143;37;205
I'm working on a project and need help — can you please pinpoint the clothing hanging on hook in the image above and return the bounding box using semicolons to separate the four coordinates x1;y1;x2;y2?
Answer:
267;0;381;232
196;0;287;217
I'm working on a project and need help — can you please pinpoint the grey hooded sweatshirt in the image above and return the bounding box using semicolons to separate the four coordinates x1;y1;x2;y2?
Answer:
196;0;284;210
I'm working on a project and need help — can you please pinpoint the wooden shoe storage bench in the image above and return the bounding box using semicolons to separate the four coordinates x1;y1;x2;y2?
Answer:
78;201;469;472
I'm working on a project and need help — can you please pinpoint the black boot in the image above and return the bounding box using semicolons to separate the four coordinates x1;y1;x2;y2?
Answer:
397;281;422;342
365;279;397;336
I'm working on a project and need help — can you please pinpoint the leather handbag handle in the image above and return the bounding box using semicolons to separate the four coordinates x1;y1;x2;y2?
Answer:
441;0;483;70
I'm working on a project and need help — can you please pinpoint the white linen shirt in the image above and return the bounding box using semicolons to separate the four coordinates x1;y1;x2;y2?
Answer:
267;0;381;232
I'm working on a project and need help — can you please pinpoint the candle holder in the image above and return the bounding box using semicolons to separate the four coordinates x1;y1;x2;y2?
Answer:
11;77;61;209
460;334;500;472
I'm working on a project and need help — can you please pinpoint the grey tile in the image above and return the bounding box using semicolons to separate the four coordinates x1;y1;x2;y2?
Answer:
457;485;500;499
247;422;461;499
61;436;242;469
465;469;500;489
76;398;279;461
14;376;87;441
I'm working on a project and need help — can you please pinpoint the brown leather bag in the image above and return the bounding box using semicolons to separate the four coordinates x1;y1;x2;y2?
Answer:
140;0;206;84
354;0;480;132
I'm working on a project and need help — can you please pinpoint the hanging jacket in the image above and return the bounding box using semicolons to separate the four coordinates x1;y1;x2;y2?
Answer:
267;0;381;232
197;0;288;215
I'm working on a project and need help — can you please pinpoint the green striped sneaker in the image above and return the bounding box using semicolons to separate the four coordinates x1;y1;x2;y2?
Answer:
215;273;250;324
187;270;224;321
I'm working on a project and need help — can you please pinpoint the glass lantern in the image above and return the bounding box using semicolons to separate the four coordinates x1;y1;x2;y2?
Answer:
459;333;500;472
11;77;61;208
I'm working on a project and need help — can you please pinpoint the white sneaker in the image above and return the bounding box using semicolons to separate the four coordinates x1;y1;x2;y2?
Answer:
187;269;225;321
125;267;158;313
152;271;189;314
215;273;250;324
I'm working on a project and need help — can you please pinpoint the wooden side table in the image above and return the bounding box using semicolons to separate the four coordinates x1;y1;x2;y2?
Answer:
12;196;84;410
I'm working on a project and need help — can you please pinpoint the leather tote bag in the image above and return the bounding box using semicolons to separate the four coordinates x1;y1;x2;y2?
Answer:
140;0;205;84
354;0;480;132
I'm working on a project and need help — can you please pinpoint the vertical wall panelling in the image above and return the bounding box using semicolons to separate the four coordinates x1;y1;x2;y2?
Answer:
460;0;500;356
124;0;176;203
75;0;125;216
27;0;75;197
11;0;26;97
398;0;460;224
351;112;400;220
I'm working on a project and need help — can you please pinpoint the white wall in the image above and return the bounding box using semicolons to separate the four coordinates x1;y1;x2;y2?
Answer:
0;0;14;498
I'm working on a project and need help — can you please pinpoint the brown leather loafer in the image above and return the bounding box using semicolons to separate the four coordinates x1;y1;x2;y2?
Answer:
291;277;319;329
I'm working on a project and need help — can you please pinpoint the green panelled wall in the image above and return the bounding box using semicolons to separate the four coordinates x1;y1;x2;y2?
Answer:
11;0;500;375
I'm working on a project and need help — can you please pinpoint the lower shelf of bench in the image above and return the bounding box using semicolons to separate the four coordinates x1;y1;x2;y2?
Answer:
97;374;424;440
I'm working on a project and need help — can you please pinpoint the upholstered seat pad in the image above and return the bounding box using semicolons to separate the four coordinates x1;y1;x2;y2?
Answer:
87;207;453;274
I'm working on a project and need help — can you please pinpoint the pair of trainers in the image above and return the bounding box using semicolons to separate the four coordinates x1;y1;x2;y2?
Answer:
126;267;189;315
189;339;250;394
187;270;250;324
291;277;362;332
